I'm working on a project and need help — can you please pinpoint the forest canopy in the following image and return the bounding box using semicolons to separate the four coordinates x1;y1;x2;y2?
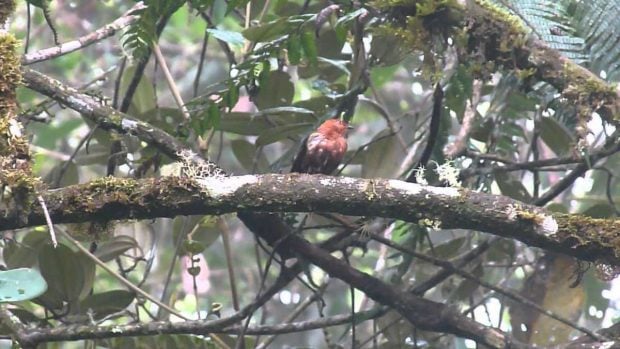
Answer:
1;0;620;348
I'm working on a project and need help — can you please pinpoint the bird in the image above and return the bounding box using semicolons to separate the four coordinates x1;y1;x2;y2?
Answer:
291;118;351;175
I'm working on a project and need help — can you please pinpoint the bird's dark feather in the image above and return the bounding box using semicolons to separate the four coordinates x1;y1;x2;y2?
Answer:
291;134;309;173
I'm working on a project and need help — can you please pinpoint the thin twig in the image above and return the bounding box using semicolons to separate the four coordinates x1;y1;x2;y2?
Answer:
193;30;210;97
219;218;241;311
36;195;57;247
151;42;191;120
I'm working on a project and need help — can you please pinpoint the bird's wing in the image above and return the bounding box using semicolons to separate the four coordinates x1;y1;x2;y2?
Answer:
290;134;310;173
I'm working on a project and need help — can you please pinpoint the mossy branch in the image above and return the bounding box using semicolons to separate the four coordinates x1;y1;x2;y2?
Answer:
2;174;619;266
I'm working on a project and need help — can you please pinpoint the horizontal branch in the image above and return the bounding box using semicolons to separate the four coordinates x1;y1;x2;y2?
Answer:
3;174;619;265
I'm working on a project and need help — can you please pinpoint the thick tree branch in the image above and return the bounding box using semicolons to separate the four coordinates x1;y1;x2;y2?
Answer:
2;174;618;266
463;2;620;129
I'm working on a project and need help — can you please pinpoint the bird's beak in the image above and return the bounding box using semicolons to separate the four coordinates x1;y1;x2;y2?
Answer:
347;125;354;129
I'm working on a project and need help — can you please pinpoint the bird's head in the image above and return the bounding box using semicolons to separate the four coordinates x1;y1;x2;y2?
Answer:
317;119;352;138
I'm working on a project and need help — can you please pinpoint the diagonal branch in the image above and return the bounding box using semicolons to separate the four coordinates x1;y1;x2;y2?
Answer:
22;2;144;65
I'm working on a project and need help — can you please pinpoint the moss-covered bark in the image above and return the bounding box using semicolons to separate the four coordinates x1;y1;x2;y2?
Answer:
0;1;40;225
374;0;620;139
2;173;619;267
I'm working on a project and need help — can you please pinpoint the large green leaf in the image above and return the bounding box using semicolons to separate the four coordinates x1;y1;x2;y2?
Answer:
79;290;135;319
254;70;295;109
539;116;574;155
255;123;313;146
217;109;315;135
44;161;79;187
206;28;244;46
4;229;50;269
39;244;91;303
76;252;96;301
172;216;221;256
119;65;157;117
94;235;140;263
231;139;270;173
495;172;533;203
242;16;309;42
0;268;47;303
361;129;406;178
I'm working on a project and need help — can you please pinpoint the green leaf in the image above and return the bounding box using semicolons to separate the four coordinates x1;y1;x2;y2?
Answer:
226;0;251;14
369;33;409;66
0;268;47;303
495;172;533;202
174;217;221;255
4;230;49;269
243;18;289;42
231;139;270;173
45;161;79;187
293;96;333;116
217;112;269;135
546;203;569;213
300;29;318;66
217;109;315;135
539;116;574;155
433;237;466;259
242;16;309;42
581;203;616;218
79;290;135;319
336;8;367;27
370;65;401;89
255;123;313;146
362;129;406;178
287;34;302;65
183;241;206;255
30;118;83;150
254;70;295;109
76;251;96;301
206;28;245;46
486;239;516;263
39;244;87;303
226;83;240;109
206;103;221;129
119;65;157;117
193;104;221;134
254;106;314;117
315;29;346;59
94;235;140;263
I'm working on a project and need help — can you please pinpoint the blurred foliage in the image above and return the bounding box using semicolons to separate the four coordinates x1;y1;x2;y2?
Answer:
3;0;619;347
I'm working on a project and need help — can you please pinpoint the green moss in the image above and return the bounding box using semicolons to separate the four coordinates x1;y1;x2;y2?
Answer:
370;0;464;80
108;111;123;124
0;25;37;224
555;213;620;263
474;0;527;34
0;34;21;94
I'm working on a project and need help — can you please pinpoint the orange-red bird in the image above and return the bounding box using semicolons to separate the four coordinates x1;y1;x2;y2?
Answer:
291;119;351;175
